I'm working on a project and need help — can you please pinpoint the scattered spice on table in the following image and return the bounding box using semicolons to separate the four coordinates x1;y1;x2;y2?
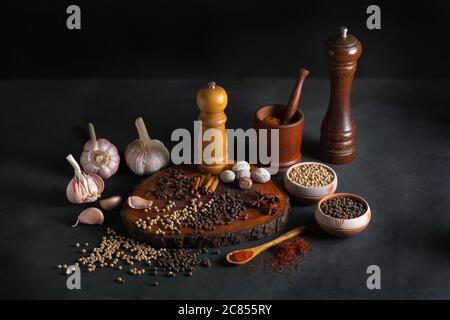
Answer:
249;236;311;276
56;228;212;286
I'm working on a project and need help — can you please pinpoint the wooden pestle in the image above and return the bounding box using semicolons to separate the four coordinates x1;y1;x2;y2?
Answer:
281;68;310;124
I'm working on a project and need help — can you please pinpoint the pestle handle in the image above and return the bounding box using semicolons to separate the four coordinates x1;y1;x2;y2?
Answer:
282;68;310;124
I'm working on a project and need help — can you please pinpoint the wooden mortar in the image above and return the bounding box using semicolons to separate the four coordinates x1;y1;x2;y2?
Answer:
255;104;304;176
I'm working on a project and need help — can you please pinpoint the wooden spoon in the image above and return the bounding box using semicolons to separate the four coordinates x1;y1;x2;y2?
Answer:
226;226;306;265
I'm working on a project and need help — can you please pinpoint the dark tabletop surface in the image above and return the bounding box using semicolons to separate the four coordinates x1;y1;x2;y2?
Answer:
1;78;449;299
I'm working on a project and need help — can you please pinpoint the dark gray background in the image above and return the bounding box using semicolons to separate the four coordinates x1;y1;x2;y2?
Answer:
2;0;450;300
1;78;449;299
6;0;450;78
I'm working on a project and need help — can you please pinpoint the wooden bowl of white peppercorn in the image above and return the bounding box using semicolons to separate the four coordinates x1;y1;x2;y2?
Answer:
284;162;337;203
315;193;371;237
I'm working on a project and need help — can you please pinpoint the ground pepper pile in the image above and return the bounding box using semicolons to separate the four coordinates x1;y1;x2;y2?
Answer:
250;236;311;275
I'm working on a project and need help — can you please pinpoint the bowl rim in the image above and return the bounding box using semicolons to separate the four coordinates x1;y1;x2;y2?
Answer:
285;161;337;189
316;193;370;221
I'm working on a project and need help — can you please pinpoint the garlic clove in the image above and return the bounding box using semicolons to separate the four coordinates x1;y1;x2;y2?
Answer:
108;153;121;164
97;138;116;152
127;196;153;210
99;166;113;179
86;173;105;199
66;179;84;204
72;207;104;227
100;195;123;211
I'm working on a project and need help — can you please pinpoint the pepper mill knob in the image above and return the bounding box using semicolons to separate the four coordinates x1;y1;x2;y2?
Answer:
319;26;362;164
340;26;348;38
196;81;228;175
196;81;228;113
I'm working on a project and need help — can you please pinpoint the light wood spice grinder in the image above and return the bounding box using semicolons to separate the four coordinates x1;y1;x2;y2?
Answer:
320;26;362;164
196;81;228;175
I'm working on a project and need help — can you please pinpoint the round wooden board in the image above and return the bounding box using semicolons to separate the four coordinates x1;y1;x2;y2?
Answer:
121;165;290;248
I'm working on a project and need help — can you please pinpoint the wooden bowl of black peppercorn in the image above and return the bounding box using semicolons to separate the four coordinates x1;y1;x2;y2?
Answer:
315;193;371;237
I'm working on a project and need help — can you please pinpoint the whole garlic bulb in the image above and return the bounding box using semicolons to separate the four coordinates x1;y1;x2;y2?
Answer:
125;117;170;175
232;161;250;173
251;167;271;183
66;154;104;204
80;123;120;179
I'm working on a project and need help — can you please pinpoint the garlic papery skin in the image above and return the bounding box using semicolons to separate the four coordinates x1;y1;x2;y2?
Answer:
127;196;153;210
66;154;104;204
125;117;170;176
72;207;104;227
100;195;122;211
80;123;120;179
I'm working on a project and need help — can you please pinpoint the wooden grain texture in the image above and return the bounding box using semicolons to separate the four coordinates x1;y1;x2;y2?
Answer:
319;28;362;164
196;82;228;175
281;68;310;124
255;104;304;176
121;165;290;248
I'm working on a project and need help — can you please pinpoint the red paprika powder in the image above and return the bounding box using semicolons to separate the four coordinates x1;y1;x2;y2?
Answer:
250;237;311;275
229;250;253;263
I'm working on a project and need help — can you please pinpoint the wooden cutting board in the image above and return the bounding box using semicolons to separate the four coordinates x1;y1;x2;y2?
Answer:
121;165;290;248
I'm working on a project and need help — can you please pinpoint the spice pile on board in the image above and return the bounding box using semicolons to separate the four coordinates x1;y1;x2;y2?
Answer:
130;168;249;235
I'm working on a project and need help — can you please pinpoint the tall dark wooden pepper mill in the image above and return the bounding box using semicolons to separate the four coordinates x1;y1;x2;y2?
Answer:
320;26;362;164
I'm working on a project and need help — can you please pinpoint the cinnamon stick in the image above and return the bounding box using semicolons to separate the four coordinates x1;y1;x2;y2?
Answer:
199;175;207;188
192;176;201;194
203;176;215;192
208;177;220;193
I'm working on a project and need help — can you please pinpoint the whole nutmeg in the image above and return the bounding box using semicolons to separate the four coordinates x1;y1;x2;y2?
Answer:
232;161;250;173
239;177;253;190
251;167;271;183
236;170;251;180
220;170;235;183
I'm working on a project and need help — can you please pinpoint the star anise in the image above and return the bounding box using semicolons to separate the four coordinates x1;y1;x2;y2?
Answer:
264;202;278;215
249;188;266;208
248;189;280;215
